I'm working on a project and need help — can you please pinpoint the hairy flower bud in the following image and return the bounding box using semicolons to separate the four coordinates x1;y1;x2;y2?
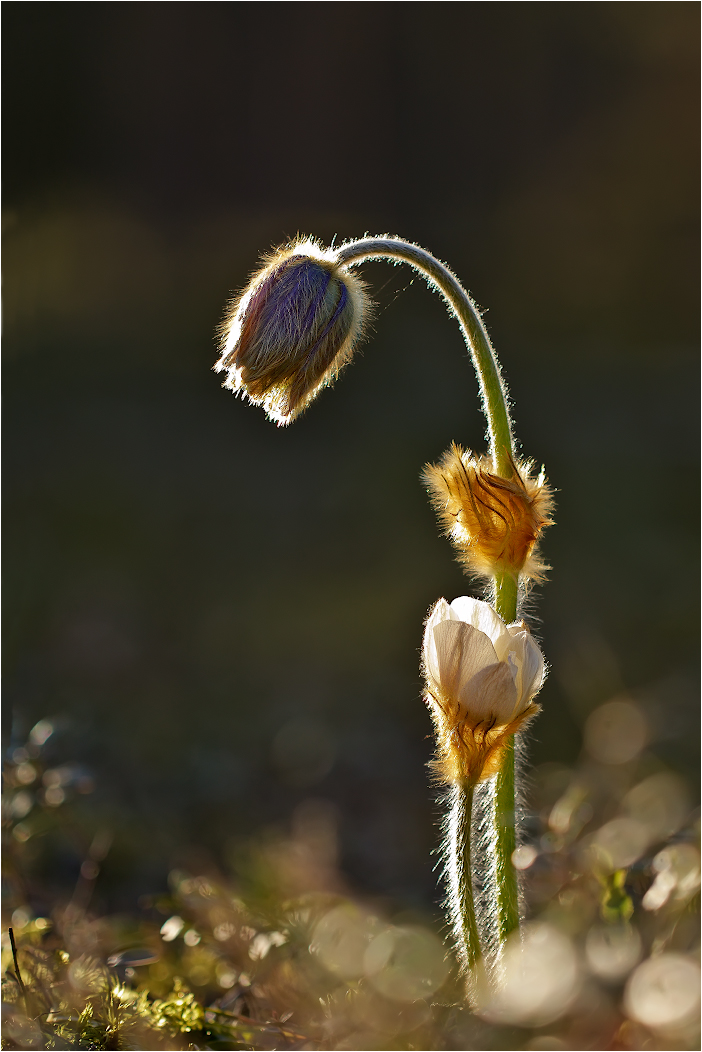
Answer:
423;597;544;785
214;238;369;425
422;443;554;584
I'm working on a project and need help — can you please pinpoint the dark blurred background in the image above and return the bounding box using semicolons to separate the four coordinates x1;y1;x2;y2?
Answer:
3;3;699;921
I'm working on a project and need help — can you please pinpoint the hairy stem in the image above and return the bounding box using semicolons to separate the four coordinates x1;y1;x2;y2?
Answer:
494;574;520;941
335;238;514;476
336;239;521;948
447;782;481;972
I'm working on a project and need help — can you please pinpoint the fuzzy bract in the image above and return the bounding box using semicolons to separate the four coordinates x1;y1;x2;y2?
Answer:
422;444;554;584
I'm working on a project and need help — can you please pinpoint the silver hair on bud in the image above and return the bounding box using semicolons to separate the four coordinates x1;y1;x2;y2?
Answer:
214;237;370;425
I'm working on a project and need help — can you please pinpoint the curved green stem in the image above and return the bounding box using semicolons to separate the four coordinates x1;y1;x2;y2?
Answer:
338;238;522;948
335;238;514;476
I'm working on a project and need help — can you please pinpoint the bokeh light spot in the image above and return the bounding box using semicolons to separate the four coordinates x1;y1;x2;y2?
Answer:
642;843;701;912
585;924;642;981
29;720;54;747
622;773;689;843
479;923;579;1026
512;845;538;870
160;915;185;942
363;926;449;1002
44;787;66;807
311;904;380;980
590;818;648;871
11;908;32;930
624;953;700;1031
11;791;33;820
16;763;37;786
584;699;647;764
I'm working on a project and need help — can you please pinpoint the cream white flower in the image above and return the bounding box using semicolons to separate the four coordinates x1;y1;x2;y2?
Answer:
423;597;545;784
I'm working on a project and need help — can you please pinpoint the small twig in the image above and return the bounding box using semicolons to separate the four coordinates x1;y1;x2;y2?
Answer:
8;928;29;1015
207;1006;306;1039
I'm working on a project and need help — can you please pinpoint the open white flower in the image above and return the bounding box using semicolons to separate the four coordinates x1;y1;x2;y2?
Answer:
423;597;545;784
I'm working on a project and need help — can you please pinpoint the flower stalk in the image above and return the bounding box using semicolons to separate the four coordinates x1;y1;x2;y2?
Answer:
334;238;514;478
493;579;520;942
337;239;545;958
216;233;553;981
447;782;481;973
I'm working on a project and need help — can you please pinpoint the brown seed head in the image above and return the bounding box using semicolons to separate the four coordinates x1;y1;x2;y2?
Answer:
214;238;370;425
422;443;554;584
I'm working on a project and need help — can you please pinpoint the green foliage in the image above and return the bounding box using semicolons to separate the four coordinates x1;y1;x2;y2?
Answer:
599;869;635;924
3;721;700;1050
0;951;273;1051
151;979;205;1036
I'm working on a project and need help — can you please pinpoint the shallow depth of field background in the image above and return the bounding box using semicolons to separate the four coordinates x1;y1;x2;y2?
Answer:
4;4;699;930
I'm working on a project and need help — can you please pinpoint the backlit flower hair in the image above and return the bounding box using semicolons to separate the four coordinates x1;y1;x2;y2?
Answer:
214;238;370;425
422;443;554;584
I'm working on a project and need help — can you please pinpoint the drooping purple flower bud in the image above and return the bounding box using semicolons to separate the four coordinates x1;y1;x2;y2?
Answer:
214;238;369;425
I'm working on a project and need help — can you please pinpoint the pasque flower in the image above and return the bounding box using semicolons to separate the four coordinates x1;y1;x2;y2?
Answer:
215;233;555;961
423;597;545;785
214;238;369;425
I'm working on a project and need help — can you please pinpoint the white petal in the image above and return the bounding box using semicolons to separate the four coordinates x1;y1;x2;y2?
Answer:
432;620;499;705
460;661;518;722
521;634;546;700
423;599;451;689
503;630;526;698
423;628;441;692
427;598;451;632
506;622;545;702
449;597;511;655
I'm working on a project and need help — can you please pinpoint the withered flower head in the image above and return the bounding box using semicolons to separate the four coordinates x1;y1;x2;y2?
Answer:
423;597;545;785
214;238;369;425
422;443;554;584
